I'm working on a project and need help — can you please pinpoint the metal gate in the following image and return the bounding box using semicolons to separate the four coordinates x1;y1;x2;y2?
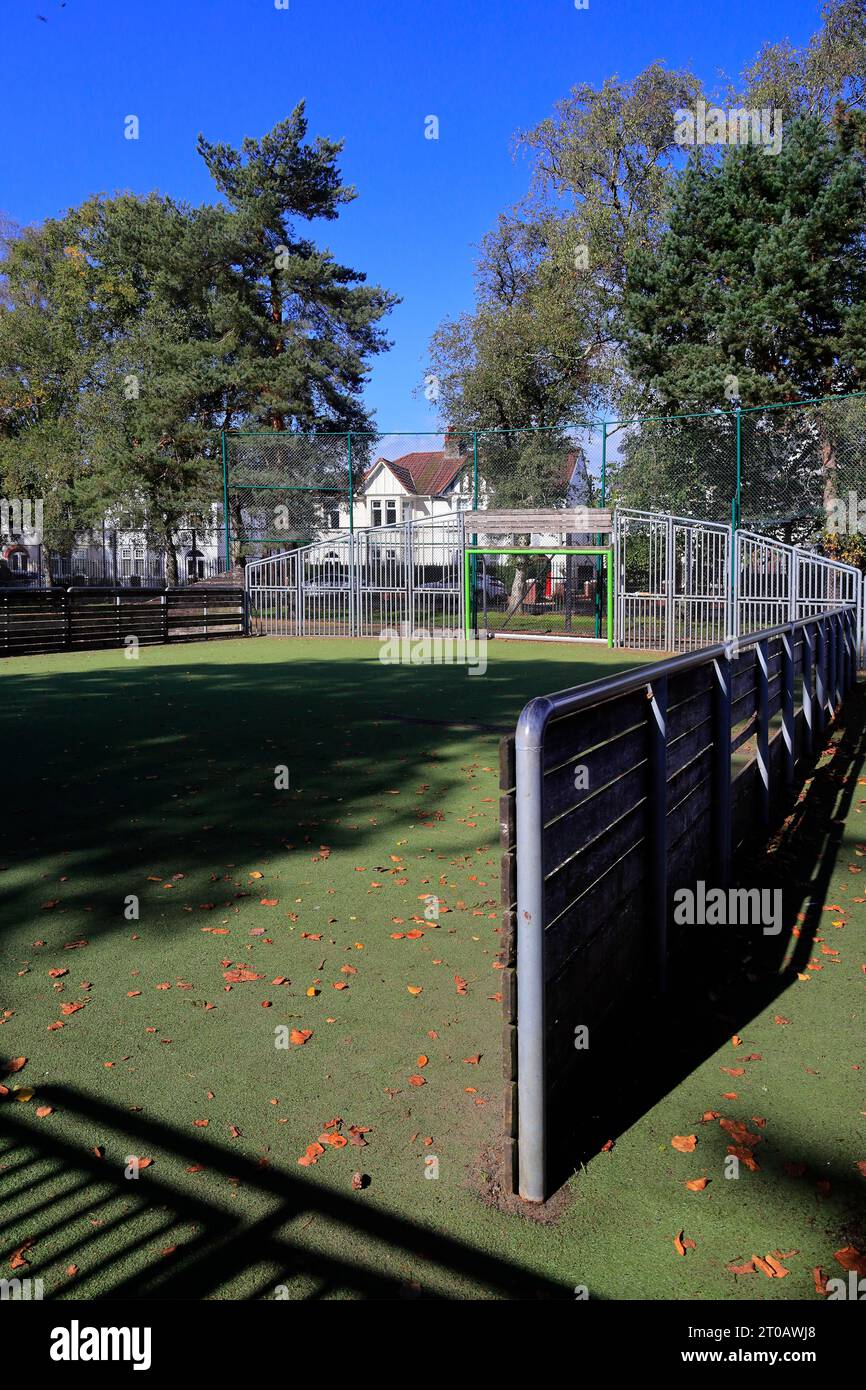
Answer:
615;509;731;651
245;516;464;638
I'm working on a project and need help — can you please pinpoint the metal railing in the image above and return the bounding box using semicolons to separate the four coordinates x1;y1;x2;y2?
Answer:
616;509;862;655
245;515;465;639
513;604;858;1202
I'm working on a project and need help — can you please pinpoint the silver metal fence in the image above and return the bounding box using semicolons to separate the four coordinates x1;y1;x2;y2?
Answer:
245;515;465;639
617;509;861;655
615;509;731;651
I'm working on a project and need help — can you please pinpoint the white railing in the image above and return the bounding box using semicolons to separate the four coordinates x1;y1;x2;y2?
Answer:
245;515;465;638
616;509;861;655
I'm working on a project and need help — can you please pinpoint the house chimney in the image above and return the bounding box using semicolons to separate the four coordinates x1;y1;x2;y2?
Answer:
443;427;463;459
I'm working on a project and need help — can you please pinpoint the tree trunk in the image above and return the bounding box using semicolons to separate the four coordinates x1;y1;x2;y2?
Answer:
39;543;52;588
505;534;532;617
163;530;179;587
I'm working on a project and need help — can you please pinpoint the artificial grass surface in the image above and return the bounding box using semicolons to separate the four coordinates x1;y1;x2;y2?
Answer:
1;636;864;1300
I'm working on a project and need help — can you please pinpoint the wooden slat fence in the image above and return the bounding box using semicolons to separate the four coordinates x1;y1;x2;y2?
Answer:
0;587;244;658
510;607;857;1201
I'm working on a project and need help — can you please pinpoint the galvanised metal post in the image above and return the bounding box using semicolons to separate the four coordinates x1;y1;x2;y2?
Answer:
514;695;552;1203
782;627;795;790
757;637;770;826
802;625;814;757
712;653;732;882
221;430;231;573
815;618;827;740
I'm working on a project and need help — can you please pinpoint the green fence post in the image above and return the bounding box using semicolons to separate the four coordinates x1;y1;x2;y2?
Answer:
348;431;355;636
595;422;607;639
606;545;614;647
735;406;742;528
221;430;231;573
470;431;479;635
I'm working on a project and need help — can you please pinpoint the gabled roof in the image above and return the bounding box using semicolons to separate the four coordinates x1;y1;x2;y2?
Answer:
362;444;584;499
363;450;468;497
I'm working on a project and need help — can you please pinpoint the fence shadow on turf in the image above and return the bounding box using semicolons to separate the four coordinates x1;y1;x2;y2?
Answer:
0;1083;574;1301
549;686;866;1193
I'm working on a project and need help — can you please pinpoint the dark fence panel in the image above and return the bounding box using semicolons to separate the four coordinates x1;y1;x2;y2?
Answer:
0;587;244;658
512;607;858;1202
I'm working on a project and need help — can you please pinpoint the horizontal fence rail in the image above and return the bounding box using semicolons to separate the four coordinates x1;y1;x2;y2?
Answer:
245;516;465;639
616;509;861;656
512;605;857;1202
0;587;244;659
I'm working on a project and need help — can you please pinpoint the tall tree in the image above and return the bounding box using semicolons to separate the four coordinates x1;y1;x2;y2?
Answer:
620;117;866;524
0;216;102;583
427;63;704;432
198;104;398;433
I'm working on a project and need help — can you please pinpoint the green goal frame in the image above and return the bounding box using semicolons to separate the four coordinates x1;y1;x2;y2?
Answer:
463;546;614;647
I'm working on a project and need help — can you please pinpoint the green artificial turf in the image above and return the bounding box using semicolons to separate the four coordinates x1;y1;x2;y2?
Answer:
1;636;864;1300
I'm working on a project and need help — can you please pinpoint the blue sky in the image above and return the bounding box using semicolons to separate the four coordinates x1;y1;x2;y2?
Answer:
2;0;823;431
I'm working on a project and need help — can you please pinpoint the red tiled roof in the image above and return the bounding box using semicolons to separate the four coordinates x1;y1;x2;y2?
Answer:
365;450;468;497
362;445;581;498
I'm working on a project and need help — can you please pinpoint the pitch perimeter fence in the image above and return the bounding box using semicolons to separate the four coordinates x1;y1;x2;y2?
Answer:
0;587;244;659
222;394;866;562
507;604;858;1201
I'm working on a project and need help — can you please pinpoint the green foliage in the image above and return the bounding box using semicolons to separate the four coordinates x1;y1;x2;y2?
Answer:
0;105;397;571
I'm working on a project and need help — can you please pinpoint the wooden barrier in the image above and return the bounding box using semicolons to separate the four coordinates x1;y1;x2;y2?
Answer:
0;587;244;658
511;608;857;1201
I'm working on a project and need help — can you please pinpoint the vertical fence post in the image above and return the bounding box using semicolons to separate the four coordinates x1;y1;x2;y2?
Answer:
221;430;231;574
665;516;674;651
782;625;795;790
515;699;548;1204
648;676;668;994
64;588;72;650
347;432;356;638
296;549;305;638
731;522;740;641
757;637;770;827
405;519;414;634
815;618;827;741
712;653;732;884
827;612;837;716
162;589;169;645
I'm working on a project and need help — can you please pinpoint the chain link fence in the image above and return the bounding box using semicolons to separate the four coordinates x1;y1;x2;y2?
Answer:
224;393;866;569
605;392;866;546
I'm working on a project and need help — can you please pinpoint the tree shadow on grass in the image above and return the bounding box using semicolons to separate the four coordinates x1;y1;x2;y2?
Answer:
0;1083;575;1301
0;644;648;952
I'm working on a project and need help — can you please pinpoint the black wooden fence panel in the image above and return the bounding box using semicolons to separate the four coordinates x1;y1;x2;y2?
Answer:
514;607;858;1201
0;587;244;658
